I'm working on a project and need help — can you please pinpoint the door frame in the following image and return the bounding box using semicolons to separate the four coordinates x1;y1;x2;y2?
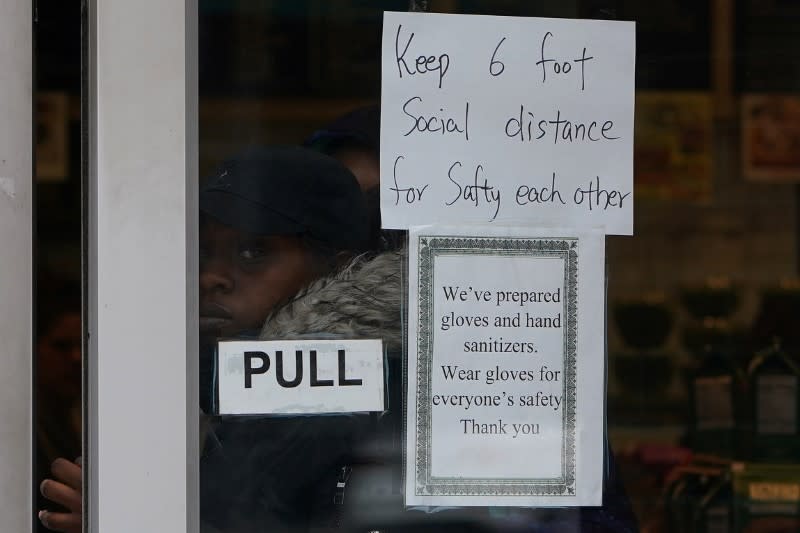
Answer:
85;0;199;531
0;0;33;531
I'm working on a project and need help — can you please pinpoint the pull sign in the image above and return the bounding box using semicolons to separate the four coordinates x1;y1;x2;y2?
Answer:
216;339;385;415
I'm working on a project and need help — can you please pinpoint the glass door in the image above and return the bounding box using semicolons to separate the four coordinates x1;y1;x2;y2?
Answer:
73;0;800;532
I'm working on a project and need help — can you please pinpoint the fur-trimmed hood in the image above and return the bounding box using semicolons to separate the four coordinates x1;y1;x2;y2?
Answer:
259;249;404;351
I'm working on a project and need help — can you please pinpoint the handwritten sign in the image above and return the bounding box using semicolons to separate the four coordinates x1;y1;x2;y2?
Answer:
380;12;635;235
215;339;385;415
406;226;605;506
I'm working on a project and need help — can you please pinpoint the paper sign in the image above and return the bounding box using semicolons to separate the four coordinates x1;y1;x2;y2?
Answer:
216;339;385;415
380;12;635;235
406;226;605;506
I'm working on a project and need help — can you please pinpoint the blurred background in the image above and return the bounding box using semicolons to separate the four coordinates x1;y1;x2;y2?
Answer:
35;0;800;531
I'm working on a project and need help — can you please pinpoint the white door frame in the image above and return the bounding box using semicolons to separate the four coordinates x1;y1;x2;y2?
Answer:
85;0;199;531
0;1;33;531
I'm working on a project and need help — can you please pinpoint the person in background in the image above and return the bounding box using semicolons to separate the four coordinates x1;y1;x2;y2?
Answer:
41;139;638;531
35;277;82;533
39;145;373;532
196;145;369;342
197;145;374;531
306;105;404;253
306;105;381;192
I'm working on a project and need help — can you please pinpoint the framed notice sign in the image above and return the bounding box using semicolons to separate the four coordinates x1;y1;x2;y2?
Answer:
406;225;604;507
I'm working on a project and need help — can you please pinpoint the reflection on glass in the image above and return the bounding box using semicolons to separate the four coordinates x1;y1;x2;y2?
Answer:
35;1;83;531
195;1;800;532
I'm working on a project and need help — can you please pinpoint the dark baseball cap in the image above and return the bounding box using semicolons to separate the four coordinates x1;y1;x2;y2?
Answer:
199;145;370;251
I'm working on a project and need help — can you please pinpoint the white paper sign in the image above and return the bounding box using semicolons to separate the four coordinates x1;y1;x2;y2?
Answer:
381;12;635;235
216;339;385;415
406;226;605;506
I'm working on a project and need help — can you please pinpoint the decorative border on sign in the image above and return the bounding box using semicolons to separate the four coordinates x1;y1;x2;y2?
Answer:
414;236;578;497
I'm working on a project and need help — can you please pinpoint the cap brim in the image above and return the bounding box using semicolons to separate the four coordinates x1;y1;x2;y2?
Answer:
199;190;305;236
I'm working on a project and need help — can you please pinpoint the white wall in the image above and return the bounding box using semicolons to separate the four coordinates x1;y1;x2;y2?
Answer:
0;0;33;531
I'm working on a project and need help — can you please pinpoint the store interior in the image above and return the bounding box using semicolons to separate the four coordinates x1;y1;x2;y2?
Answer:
34;0;800;531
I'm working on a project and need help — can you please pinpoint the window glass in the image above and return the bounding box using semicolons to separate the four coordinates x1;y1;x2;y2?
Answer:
197;1;800;532
34;1;83;531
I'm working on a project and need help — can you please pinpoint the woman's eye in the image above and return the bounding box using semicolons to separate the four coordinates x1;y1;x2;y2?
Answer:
238;246;267;261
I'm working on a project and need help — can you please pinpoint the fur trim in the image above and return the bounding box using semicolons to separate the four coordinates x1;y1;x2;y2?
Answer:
259;250;404;351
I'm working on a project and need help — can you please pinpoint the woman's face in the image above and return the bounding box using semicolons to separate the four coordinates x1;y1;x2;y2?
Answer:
198;219;319;339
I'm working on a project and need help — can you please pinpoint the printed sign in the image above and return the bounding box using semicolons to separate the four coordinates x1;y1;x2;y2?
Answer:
216;339;385;415
406;226;605;506
380;12;635;234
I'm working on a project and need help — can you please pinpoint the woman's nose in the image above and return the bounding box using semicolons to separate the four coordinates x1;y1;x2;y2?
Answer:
199;257;235;293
